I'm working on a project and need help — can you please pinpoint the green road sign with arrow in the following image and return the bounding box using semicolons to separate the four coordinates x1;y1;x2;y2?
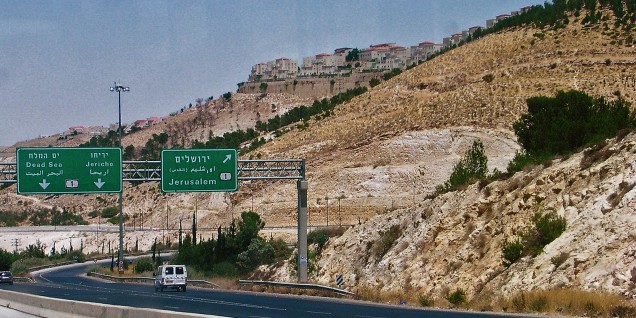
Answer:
16;147;122;194
161;149;238;192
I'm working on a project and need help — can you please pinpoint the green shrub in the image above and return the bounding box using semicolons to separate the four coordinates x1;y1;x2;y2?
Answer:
10;261;28;276
502;238;524;267
269;238;292;261
506;151;551;174
482;74;495;83
212;261;239;277
100;207;119;218
236;238;275;272
134;257;155;273
382;68;402;81
503;210;567;266
0;210;28;227
369;78;381;87
308;230;329;253
525;211;566;255
65;250;85;263
446;288;466;305
437;140;488;193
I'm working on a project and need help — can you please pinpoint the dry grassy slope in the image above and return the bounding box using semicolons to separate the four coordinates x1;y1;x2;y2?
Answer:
241;19;635;228
262;23;635;159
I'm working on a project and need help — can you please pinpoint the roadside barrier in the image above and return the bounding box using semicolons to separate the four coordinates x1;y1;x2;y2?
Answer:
238;279;354;296
0;289;226;318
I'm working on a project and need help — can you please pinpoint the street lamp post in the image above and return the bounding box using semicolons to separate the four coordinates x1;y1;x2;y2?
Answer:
110;82;129;274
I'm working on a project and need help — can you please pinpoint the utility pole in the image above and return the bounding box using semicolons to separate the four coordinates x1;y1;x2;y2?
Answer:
11;238;20;253
110;82;129;275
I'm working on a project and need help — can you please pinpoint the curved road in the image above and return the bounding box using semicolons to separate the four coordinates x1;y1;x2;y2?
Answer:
0;261;543;318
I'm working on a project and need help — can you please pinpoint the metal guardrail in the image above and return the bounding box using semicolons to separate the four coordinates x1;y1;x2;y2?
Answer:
238;279;354;296
87;272;220;288
14;277;34;283
28;261;76;272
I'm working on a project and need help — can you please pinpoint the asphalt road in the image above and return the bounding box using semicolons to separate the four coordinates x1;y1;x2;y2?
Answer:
0;261;547;318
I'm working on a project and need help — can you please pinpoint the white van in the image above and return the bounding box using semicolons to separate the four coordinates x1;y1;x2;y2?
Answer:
154;265;187;292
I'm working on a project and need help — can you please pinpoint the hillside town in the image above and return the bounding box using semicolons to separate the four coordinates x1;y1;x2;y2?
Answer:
48;6;535;142
246;6;533;82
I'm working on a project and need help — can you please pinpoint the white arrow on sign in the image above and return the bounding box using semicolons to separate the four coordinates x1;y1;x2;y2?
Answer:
94;178;106;189
223;154;232;163
39;179;50;190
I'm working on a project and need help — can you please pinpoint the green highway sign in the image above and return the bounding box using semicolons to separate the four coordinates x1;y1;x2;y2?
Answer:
16;147;122;194
161;149;238;192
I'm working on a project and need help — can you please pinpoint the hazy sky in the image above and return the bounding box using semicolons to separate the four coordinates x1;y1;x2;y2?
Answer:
0;0;546;147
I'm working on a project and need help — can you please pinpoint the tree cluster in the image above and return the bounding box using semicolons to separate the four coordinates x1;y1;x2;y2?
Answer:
173;211;291;276
508;90;635;172
0;239;84;274
28;208;87;226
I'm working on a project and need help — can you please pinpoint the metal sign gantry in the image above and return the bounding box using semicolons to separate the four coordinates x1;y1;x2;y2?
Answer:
0;159;305;183
0;158;309;283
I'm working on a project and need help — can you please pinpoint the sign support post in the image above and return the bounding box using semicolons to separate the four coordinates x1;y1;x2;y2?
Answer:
297;180;308;283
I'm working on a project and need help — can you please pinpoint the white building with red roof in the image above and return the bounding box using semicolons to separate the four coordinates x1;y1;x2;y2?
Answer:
410;41;443;63
249;57;298;81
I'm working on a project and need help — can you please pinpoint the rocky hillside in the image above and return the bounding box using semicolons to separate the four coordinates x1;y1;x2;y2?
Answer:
263;130;636;305
1;3;636;307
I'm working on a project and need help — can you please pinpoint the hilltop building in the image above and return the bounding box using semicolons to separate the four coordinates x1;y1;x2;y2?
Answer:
245;5;526;84
249;58;298;82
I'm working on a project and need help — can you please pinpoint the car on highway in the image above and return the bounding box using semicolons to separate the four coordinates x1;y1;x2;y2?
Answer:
154;265;187;292
0;271;13;285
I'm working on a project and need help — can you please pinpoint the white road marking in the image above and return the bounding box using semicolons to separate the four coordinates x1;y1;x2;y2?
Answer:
307;310;331;315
